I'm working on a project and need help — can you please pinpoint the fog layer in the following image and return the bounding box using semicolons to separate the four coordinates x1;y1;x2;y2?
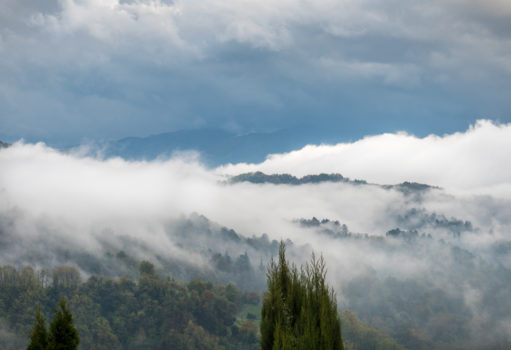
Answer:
1;123;511;347
220;120;511;194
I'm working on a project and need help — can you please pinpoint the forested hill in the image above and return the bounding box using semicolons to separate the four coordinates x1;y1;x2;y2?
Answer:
2;209;508;349
0;140;10;148
229;172;438;194
0;263;404;350
1;262;261;350
229;172;367;185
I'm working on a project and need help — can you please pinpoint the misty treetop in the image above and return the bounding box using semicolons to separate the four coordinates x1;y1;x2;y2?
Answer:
229;172;366;186
0;213;276;292
228;172;441;198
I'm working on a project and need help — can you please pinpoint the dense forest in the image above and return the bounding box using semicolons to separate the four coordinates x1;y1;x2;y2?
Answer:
1;211;511;349
0;262;260;350
1;261;407;350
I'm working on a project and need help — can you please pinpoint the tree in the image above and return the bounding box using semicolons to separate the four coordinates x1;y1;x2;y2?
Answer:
48;298;80;350
261;242;344;350
138;261;156;277
27;307;48;350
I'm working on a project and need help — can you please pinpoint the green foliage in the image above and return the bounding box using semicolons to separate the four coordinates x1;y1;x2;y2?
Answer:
238;320;258;343
182;320;223;350
68;294;120;350
27;308;48;350
48;299;80;350
0;264;259;350
3;260;423;350
261;242;344;350
340;310;405;350
138;261;156;277
230;172;364;185
26;300;80;350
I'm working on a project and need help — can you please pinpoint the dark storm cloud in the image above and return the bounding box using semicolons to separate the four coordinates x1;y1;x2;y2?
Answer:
1;0;511;144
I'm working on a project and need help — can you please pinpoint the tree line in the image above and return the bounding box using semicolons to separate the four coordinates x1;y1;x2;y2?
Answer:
2;248;407;350
0;262;259;350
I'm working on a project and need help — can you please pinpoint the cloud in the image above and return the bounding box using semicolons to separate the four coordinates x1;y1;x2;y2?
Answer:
2;0;511;143
1;127;510;269
219;120;511;193
1;133;511;346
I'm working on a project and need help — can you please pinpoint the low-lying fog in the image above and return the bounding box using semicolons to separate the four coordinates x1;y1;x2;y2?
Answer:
1;120;510;347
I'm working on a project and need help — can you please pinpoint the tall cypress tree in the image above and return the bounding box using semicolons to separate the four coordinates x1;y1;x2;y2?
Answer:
48;298;80;350
261;242;344;350
27;307;48;350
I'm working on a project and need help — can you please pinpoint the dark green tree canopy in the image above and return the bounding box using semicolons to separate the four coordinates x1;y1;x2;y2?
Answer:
5;263;258;350
261;242;344;350
27;307;48;350
48;299;80;350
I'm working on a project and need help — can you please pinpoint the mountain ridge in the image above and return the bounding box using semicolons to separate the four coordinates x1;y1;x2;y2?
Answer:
103;127;345;166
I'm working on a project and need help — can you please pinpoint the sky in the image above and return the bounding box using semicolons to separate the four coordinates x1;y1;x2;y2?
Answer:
1;0;511;146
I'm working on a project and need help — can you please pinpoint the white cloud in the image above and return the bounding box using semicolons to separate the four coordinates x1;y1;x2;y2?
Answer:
219;120;511;193
1;123;510;265
1;117;511;346
2;132;511;341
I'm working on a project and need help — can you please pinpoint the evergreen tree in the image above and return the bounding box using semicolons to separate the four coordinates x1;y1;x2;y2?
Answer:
27;307;48;350
48;298;80;350
261;242;344;350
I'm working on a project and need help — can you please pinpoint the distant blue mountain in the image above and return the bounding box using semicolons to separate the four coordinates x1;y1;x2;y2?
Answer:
105;127;344;166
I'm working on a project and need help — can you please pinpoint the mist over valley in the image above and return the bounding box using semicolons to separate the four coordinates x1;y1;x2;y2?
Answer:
1;121;511;349
3;1;511;347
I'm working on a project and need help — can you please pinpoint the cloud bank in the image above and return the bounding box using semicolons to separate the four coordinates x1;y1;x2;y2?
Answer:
1;124;511;346
220;120;511;193
2;0;511;143
1;122;510;270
